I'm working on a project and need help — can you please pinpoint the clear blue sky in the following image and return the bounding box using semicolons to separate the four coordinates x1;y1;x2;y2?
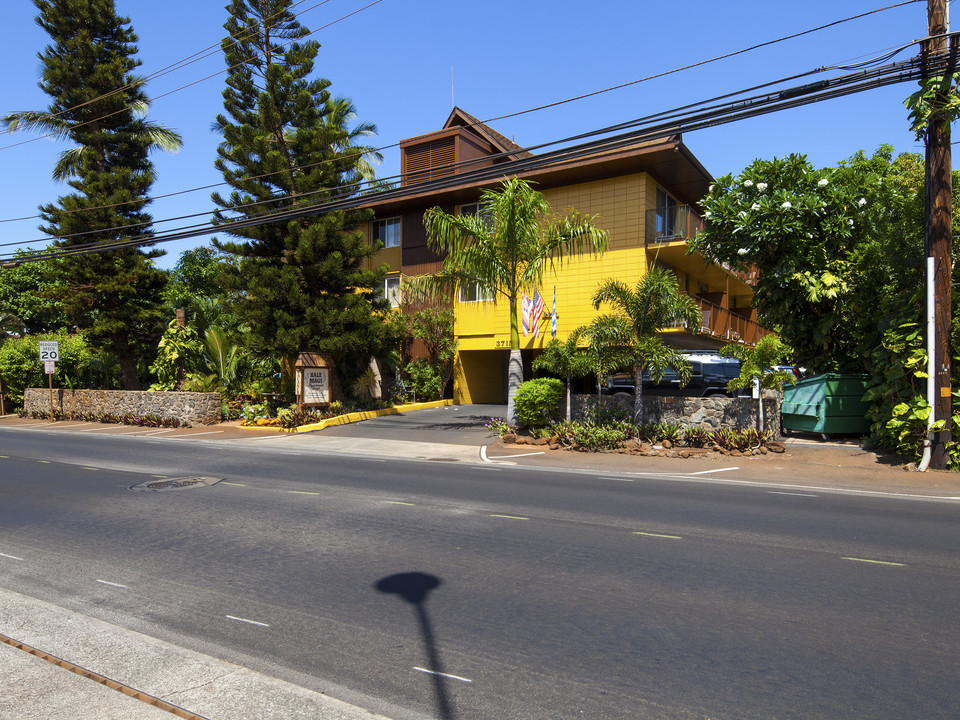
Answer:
0;0;937;269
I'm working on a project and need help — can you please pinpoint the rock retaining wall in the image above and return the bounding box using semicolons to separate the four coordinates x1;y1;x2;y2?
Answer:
24;388;221;426
572;391;782;435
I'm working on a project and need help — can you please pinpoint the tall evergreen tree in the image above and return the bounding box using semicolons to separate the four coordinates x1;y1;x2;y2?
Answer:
212;0;389;397
2;0;182;389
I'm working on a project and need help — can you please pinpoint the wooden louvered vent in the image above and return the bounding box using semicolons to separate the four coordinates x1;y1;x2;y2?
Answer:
402;136;456;185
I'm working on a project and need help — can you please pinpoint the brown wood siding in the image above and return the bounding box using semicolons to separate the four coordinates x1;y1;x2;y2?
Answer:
402;136;456;185
457;134;495;174
402;206;448;269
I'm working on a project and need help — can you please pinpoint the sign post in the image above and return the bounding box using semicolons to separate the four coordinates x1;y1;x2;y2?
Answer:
39;341;59;422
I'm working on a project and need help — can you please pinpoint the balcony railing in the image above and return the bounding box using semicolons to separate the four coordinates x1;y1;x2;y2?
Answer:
645;205;759;287
645;205;703;243
666;295;771;346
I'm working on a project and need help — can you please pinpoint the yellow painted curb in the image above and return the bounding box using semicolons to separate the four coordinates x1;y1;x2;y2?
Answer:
237;399;455;434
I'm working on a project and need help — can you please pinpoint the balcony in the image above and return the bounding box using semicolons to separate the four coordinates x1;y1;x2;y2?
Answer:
666;295;771;346
645;204;703;244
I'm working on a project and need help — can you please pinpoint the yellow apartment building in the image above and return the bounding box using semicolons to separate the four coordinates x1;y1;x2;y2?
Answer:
360;108;767;404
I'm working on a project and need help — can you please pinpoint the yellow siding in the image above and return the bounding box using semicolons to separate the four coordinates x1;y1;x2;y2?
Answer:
362;224;402;272
454;174;654;350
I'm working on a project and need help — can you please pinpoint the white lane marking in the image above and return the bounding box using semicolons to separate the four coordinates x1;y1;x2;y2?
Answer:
485;451;545;459
226;615;270;627
633;531;683;540
0;552;24;561
96;579;128;588
841;557;906;567
769;491;818;497
689;467;739;475
601;476;634;482
490;514;528;520
414;667;473;683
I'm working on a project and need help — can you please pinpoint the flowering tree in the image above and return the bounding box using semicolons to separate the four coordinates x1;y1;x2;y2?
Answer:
689;153;874;372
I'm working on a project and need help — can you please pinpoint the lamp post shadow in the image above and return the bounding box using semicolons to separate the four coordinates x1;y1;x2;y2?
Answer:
375;571;456;720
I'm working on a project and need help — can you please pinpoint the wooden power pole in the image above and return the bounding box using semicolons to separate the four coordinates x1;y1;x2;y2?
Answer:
925;0;953;469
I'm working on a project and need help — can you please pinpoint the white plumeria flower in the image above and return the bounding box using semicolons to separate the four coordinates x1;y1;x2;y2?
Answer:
751;203;760;210
743;179;754;187
737;248;749;256
857;197;867;207
757;182;767;191
704;211;712;218
781;201;792;209
818;178;829;187
848;219;855;226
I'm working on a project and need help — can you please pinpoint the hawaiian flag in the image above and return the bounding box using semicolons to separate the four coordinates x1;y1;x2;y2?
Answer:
551;285;557;338
531;288;545;338
521;293;532;337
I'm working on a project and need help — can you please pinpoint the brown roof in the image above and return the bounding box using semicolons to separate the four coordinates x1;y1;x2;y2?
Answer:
442;107;534;160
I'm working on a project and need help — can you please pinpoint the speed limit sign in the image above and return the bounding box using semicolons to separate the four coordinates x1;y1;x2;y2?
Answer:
38;341;60;362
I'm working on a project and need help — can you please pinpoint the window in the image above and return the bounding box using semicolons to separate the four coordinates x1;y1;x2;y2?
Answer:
373;217;401;248
458;281;494;303
459;202;494;232
655;187;679;239
380;276;401;307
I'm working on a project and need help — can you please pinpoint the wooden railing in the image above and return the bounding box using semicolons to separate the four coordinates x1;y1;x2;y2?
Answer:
667;295;771;345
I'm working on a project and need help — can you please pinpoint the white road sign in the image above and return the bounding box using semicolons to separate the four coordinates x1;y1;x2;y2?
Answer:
39;341;60;362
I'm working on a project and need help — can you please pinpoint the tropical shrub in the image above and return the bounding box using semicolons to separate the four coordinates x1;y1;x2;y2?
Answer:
513;378;565;428
406;359;443;401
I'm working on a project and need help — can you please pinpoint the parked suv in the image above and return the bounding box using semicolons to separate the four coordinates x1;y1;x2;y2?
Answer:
603;352;748;397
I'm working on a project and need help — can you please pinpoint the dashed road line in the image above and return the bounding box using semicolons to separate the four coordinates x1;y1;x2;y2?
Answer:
414;667;472;683
385;501;415;506
0;553;24;561
95;579;128;588
226;615;270;627
221;482;245;486
841;556;906;567
490;514;528;520
600;475;634;482
287;490;320;496
769;491;818;497
633;531;683;540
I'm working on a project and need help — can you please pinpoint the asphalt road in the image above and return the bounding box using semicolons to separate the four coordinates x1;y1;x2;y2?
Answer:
1;425;959;719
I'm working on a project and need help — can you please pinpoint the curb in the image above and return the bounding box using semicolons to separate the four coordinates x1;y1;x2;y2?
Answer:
236;399;455;434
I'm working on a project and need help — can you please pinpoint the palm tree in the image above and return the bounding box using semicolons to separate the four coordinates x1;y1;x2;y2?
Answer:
2;105;181;182
323;96;383;184
721;335;795;433
570;317;635;412
532;336;593;421
591;267;702;426
424;178;608;422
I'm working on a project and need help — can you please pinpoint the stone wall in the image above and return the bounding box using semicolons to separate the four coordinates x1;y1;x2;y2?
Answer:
572;391;782;436
24;389;221;426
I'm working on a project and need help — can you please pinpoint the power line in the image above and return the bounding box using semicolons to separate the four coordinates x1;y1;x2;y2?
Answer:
0;4;926;228
0;0;385;152
3;47;945;266
1;39;920;252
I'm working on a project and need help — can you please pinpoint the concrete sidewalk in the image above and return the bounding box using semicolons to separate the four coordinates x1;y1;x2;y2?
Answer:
0;587;391;720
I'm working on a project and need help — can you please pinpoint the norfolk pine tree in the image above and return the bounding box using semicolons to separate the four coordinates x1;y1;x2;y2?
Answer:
2;0;182;389
212;0;389;398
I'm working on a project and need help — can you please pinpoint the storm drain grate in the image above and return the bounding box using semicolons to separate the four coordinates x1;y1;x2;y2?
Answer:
129;476;221;492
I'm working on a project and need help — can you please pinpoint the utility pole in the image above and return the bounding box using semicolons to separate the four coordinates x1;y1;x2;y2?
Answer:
924;0;954;469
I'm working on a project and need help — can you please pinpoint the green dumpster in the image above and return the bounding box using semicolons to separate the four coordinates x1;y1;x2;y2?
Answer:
781;373;871;437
